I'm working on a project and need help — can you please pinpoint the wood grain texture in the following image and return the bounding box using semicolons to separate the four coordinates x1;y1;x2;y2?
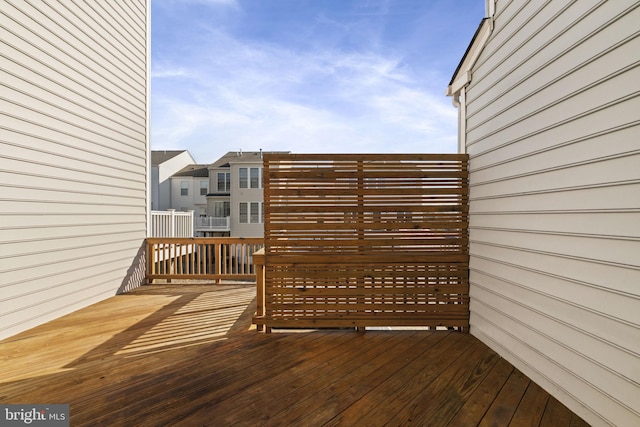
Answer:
258;154;470;330
0;284;588;426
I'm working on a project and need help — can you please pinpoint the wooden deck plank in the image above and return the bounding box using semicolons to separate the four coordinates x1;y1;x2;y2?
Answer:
509;381;550;427
174;330;393;426
478;368;530;426
399;339;502;426
276;331;437;427
447;357;514;425
540;396;574;427
0;284;589;427
325;333;476;426
82;331;351;425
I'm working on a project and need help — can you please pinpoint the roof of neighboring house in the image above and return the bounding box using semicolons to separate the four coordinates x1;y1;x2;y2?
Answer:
210;150;290;168
151;150;189;166
172;164;209;177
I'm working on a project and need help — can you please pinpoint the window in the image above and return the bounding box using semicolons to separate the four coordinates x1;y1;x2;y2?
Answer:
239;168;248;189
239;167;261;188
250;168;260;188
200;181;208;196
239;202;248;223
213;201;230;217
217;172;230;192
250;202;260;223
239;202;262;223
181;181;188;196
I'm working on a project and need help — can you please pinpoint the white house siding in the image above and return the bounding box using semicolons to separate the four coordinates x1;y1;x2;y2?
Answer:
170;176;208;215
230;162;264;238
152;150;195;210
464;1;640;426
0;1;149;340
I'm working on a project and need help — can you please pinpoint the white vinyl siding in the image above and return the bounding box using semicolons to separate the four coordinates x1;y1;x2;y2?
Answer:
0;1;148;340
464;1;640;426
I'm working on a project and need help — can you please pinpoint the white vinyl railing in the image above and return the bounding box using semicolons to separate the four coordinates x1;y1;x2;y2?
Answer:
195;216;231;231
150;209;194;237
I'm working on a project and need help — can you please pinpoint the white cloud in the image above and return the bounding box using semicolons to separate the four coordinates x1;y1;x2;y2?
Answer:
174;0;238;7
151;17;459;163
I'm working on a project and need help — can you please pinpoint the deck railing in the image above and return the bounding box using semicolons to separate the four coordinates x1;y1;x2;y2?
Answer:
146;237;264;283
150;210;194;237
195;216;231;231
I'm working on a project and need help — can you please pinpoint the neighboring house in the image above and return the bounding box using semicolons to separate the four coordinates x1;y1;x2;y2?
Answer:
203;152;234;237
203;151;289;237
169;164;209;217
447;1;640;426
151;150;196;210
229;151;268;238
0;1;149;340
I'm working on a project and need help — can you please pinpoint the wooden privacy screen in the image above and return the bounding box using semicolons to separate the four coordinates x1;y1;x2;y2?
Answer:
260;153;469;331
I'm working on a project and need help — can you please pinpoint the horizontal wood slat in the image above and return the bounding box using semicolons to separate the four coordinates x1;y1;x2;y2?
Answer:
257;154;470;331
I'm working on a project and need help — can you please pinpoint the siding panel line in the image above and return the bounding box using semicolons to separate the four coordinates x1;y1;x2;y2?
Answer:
0;9;144;101
470;239;640;272
0;19;145;115
468;0;624;113
469;122;640;172
20;0;145;79
468;37;640;134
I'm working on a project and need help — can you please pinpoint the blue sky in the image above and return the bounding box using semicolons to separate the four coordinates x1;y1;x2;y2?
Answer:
151;0;485;164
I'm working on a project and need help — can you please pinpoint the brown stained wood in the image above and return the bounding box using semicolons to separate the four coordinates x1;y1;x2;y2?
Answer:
478;368;531;427
97;330;363;426
146;237;264;282
569;414;592;427
326;333;477;427
447;357;514;425
509;381;550;427
259;153;469;331
0;284;589;427
395;339;502;426
539;396;574;427
193;331;399;425
269;331;435;427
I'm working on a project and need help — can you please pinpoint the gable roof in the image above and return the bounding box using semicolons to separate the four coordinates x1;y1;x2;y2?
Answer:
210;151;291;168
151;150;189;166
172;164;209;177
446;18;492;97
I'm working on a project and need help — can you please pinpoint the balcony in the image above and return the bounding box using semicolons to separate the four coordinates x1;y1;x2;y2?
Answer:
195;216;231;233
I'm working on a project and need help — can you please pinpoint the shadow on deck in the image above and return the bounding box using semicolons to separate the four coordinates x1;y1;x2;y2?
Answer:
0;284;588;426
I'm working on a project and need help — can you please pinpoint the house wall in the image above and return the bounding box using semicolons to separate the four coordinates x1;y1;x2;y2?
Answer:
464;1;640;426
154;151;195;210
170;176;208;215
230;162;264;238
0;1;149;340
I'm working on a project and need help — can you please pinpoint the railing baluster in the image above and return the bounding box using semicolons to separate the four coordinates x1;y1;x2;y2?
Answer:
144;237;264;284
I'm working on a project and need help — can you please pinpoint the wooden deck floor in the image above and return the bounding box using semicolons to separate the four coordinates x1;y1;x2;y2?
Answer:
0;284;589;426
